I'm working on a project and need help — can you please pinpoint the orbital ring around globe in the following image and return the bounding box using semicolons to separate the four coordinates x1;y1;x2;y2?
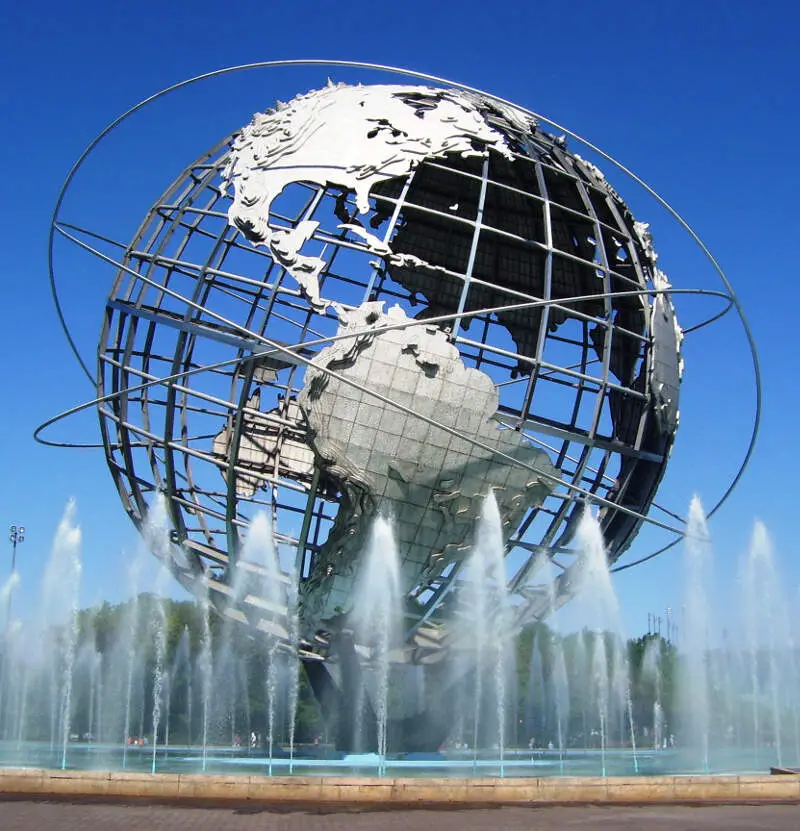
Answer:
39;60;760;661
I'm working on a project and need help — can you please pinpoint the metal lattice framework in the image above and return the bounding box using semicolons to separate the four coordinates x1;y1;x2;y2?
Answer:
37;62;760;662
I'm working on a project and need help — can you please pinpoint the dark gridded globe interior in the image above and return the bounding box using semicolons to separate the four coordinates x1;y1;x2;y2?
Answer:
98;111;676;651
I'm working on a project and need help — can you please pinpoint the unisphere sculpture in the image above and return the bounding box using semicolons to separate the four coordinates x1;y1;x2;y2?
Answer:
41;61;762;751
79;81;686;659
89;80;684;659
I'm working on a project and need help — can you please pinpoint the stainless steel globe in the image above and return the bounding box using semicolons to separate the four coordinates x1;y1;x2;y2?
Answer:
87;79;686;663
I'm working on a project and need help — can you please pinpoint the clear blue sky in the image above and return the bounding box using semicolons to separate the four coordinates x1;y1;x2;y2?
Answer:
1;0;798;636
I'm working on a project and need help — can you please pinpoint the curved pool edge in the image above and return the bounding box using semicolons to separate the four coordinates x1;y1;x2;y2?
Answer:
1;768;799;806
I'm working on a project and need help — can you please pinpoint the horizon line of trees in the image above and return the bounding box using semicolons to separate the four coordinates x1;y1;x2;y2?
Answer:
4;593;788;752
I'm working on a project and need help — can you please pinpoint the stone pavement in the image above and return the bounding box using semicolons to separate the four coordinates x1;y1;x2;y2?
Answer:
2;800;799;830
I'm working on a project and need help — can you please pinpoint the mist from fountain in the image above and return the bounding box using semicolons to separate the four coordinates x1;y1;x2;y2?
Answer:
5;492;800;779
642;637;664;750
0;572;21;737
162;670;172;752
550;637;569;773
239;510;284;775
89;650;101;746
573;507;637;774
681;496;712;772
592;633;609;776
456;491;511;775
570;631;589;750
142;498;172;773
170;628;191;747
40;501;82;769
525;633;545;751
120;559;144;769
788;632;800;766
209;609;238;757
0;573;20;634
238;659;251;752
197;575;213;772
164;626;186;758
265;647;277;775
136;660;147;747
73;638;98;748
12;630;30;751
286;575;300;773
352;515;402;776
742;520;790;768
165;626;190;751
624;669;639;773
709;637;733;751
149;569;169;773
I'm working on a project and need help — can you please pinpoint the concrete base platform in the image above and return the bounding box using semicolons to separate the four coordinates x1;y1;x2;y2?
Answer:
1;768;799;806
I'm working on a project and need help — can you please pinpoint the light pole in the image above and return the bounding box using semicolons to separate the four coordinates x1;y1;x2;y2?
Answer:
7;524;24;630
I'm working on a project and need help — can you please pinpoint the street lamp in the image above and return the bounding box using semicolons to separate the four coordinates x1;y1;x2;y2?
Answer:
9;525;24;571
7;524;24;629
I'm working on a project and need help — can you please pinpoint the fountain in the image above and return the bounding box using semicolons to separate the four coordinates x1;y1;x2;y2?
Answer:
120;564;142;769
2;494;800;780
21;61;773;798
352;515;402;776
642;637;665;750
40;501;82;769
165;626;191;751
454;491;512;775
142;501;171;773
265;647;277;776
525;633;545;750
286;577;300;773
572;507;639;775
238;510;286;775
198;576;213;772
591;633;610;776
0;573;20;739
550;637;569;773
742;521;791;769
149;569;169;773
681;496;712;772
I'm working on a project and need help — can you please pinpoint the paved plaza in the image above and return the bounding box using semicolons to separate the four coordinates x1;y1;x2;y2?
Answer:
2;799;799;830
